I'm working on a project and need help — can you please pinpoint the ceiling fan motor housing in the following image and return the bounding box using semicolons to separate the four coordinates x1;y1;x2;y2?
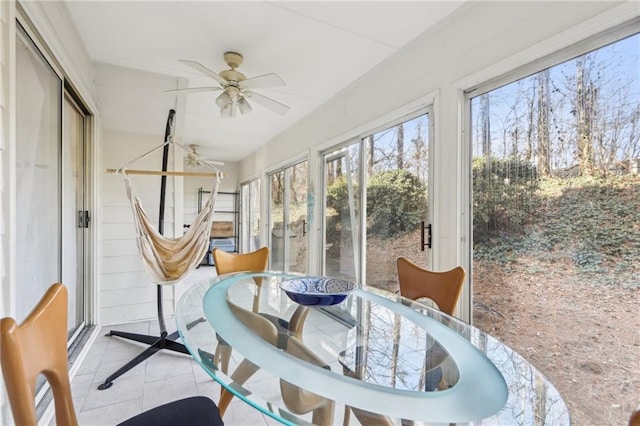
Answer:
220;69;246;85
223;52;243;69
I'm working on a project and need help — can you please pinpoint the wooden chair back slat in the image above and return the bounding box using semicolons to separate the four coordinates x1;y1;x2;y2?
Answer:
1;284;78;426
396;257;465;316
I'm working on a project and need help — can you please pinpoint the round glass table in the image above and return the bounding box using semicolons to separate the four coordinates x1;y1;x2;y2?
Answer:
176;271;570;425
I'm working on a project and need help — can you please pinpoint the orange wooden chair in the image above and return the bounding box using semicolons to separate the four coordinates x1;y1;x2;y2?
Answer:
1;283;223;426
212;247;270;373
396;257;466;394
212;246;270;286
340;260;467;425
396;256;465;316
630;407;640;426
212;247;309;373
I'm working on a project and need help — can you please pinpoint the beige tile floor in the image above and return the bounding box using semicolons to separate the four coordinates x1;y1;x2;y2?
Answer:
70;319;280;426
69;266;363;425
70;267;281;425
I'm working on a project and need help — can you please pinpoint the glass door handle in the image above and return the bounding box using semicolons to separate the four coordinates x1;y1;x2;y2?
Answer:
78;210;90;228
420;221;432;251
302;220;307;236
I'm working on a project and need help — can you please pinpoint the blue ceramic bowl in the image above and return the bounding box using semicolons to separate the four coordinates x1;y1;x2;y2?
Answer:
279;277;356;306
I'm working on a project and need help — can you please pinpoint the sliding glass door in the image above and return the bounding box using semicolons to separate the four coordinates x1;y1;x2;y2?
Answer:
322;112;432;290
16;23;88;338
323;142;362;283
240;178;261;253
63;94;88;334
268;161;308;273
16;25;63;322
364;114;431;291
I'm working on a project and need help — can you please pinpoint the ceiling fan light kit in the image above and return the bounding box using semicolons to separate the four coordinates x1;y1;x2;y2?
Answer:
167;51;290;118
237;97;252;115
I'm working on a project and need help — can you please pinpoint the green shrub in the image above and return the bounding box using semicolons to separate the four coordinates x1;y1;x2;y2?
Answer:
473;157;538;241
367;170;427;238
326;176;351;215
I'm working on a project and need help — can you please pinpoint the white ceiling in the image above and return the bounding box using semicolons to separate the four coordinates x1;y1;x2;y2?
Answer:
66;1;466;162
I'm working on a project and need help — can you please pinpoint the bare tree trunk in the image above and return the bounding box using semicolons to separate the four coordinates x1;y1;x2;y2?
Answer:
534;371;548;426
412;121;428;185
396;123;404;169
576;57;595;176
271;172;283;205
628;105;640;160
480;94;491;157
327;161;335;185
290;165;297;202
537;69;551;176
366;135;374;176
526;83;536;162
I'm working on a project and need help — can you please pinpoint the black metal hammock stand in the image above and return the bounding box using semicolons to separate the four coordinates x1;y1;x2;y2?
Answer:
98;109;220;390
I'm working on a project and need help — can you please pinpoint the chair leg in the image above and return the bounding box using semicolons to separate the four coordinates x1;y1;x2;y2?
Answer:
311;401;335;426
437;376;450;390
342;405;351;426
214;343;233;374
218;358;261;416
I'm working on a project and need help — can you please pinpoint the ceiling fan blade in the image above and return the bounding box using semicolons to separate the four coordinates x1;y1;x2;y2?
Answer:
240;73;286;90
245;91;290;115
164;86;222;94
179;60;228;87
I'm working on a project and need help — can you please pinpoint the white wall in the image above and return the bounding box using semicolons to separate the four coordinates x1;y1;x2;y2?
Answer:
238;1;637;319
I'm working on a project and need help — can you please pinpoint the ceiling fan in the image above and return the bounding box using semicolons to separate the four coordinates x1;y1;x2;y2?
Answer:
185;144;223;168
186;144;201;167
166;52;290;118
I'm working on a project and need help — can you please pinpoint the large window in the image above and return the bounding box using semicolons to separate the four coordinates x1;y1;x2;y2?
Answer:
470;31;640;425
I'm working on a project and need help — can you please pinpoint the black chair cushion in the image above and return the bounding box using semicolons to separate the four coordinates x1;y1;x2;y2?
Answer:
116;396;223;426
